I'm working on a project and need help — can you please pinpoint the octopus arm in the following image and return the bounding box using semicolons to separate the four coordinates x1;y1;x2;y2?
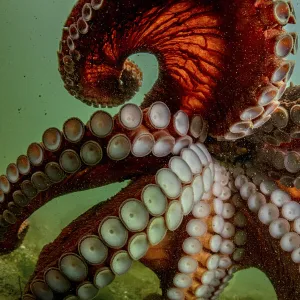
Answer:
0;103;188;254
240;207;300;299
59;0;297;137
24;175;186;299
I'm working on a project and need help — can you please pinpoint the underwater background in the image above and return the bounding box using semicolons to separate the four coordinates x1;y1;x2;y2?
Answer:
0;0;299;299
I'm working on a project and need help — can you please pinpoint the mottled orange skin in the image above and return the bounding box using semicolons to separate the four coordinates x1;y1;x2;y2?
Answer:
278;184;300;201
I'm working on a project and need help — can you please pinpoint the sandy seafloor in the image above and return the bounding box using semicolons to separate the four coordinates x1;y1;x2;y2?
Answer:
0;0;299;299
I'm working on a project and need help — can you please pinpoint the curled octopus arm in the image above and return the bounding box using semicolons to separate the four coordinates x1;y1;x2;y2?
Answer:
0;0;299;299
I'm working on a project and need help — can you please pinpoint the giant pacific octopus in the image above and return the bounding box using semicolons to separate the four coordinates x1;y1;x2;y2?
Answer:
0;0;300;299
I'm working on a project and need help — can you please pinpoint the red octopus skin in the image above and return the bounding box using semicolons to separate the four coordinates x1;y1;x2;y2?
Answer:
0;0;299;300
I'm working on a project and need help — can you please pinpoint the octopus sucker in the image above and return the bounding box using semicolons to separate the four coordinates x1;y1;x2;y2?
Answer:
0;0;300;299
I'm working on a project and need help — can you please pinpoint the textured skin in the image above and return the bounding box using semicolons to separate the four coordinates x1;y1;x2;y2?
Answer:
0;0;298;299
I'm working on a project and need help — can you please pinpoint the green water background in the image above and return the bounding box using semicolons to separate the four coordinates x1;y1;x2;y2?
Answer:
0;1;299;299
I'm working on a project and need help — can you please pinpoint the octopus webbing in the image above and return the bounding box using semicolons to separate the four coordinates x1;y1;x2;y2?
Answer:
0;0;299;299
